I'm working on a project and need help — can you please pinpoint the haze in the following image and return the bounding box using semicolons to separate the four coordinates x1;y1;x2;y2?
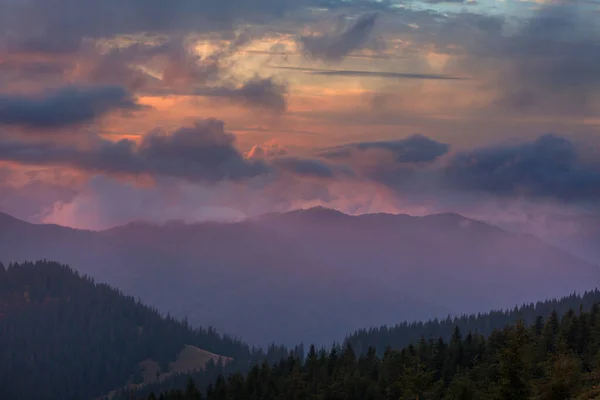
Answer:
1;0;600;346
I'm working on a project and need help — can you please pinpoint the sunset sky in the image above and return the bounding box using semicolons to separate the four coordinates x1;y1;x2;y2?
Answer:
1;0;600;229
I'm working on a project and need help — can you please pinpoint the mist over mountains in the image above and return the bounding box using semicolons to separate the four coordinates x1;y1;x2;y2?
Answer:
494;212;600;266
1;207;598;346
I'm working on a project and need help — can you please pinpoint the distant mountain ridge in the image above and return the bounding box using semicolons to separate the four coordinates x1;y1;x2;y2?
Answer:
495;212;600;265
1;208;598;346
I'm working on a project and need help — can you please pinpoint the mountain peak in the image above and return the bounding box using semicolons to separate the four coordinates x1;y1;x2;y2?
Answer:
422;212;468;221
253;206;350;223
292;206;348;217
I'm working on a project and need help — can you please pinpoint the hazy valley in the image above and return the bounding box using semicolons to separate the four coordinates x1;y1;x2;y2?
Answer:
2;208;598;347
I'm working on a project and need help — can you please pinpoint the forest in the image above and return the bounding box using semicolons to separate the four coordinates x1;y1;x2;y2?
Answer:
2;261;600;399
0;261;291;400
345;290;600;356
149;306;600;400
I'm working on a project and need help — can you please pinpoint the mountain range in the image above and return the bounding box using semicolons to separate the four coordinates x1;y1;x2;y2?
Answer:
1;207;598;346
495;212;600;265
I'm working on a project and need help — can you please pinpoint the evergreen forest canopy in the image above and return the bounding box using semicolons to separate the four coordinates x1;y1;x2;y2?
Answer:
0;261;292;400
1;260;600;399
344;291;600;357
150;306;600;400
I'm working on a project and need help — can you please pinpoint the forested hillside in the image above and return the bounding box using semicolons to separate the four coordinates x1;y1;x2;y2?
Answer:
119;290;600;399
3;260;600;399
151;305;600;400
346;289;600;356
0;261;288;400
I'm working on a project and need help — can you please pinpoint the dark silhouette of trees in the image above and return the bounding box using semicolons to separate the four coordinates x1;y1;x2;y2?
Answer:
344;289;600;357
150;304;600;400
3;260;600;400
0;261;287;400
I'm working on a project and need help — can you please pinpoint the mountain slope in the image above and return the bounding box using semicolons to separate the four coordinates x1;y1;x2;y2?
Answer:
0;209;598;346
345;289;600;356
497;212;600;265
111;288;600;399
151;302;600;400
253;208;600;313
0;261;279;400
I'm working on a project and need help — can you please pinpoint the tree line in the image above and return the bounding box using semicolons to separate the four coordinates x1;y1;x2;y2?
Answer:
2;260;600;399
345;289;600;356
0;261;289;400
149;305;600;399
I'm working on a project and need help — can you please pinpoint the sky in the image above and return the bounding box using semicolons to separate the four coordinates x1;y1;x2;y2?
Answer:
1;0;600;229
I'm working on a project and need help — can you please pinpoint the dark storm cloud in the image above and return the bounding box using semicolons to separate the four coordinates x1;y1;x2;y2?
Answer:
0;0;387;50
433;7;600;116
299;13;379;61
320;133;600;204
0;85;142;129
0;119;270;183
1;34;84;55
194;77;288;112
0;60;70;78
272;66;465;80
323;134;450;163
493;8;600;115
444;134;600;202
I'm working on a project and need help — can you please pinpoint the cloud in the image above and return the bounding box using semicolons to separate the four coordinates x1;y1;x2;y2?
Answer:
0;164;81;222
0;85;142;129
271;66;466;80
432;7;600;117
299;13;379;61
443;134;600;202
317;133;600;207
7;131;600;229
246;143;289;159
194;77;288;112
85;36;232;90
42;176;248;230
492;8;600;115
422;0;471;4
0;119;270;183
1;35;83;55
0;60;71;79
0;0;387;49
136;119;271;182
39;171;404;230
84;36;288;112
0;178;79;222
323;134;450;163
85;42;168;91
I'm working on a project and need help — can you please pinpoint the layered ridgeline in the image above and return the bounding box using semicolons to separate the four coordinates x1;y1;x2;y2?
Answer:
345;289;600;356
0;261;291;400
1;208;599;347
118;290;600;399
152;306;600;400
2;261;600;399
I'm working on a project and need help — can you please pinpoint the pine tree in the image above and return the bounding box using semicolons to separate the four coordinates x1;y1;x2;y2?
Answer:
540;349;581;400
498;320;531;400
184;377;202;400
